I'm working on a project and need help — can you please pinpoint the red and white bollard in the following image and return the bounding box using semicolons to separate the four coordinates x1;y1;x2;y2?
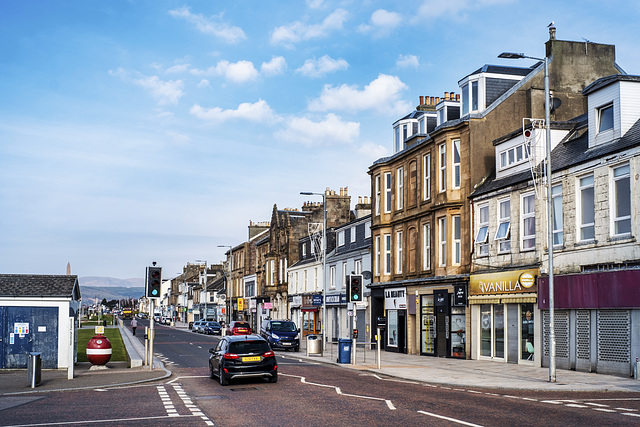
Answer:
86;334;112;365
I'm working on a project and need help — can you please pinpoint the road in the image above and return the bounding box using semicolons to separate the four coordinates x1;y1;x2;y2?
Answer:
1;322;639;426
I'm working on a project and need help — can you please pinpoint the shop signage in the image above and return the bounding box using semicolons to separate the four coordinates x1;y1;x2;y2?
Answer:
469;269;538;296
453;284;467;306
326;294;346;305
312;295;323;306
264;302;273;309
384;287;406;310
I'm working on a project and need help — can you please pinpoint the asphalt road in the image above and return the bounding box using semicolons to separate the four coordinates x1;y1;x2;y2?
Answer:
1;323;639;426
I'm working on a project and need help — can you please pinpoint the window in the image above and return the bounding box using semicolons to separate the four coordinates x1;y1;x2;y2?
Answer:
330;266;336;289
375;175;381;216
476;204;489;256
351;225;356;243
598;104;613;133
365;221;371;239
453;139;461;189
552;184;563;246
438;217;447;267
338;230;345;246
354;259;362;275
439;144;446;192
302;244;307;257
384;234;391;275
471;81;478;111
403;124;408;141
612;164;631;236
578;174;595;241
453;215;461;264
396;231;403;274
495;198;511;253
521;193;535;251
384;172;392;213
395;126;400;152
419;118;425;134
423;223;431;270
342;261;348;286
375;235;381;276
397;167;404;210
499;142;530;169
461;83;469;116
423;154;431;201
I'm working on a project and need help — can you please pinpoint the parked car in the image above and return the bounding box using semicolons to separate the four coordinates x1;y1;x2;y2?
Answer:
209;335;277;385
226;321;251;335
203;321;222;335
192;320;205;333
260;319;300;351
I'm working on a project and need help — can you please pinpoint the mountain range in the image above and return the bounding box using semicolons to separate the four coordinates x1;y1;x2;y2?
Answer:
79;276;145;304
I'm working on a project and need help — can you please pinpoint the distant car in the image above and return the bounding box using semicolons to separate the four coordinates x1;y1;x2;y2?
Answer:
203;321;222;335
193;320;205;333
209;335;277;385
226;321;251;336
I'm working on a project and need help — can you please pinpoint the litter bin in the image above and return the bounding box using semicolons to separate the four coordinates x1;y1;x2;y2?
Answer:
337;338;351;364
307;334;323;356
28;352;42;388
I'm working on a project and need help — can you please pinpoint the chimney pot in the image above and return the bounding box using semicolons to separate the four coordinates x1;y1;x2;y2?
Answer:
420;96;424;105
444;92;449;100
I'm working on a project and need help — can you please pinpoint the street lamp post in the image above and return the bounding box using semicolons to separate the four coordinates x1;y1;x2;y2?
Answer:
498;51;556;382
300;191;327;346
218;245;233;325
196;260;207;321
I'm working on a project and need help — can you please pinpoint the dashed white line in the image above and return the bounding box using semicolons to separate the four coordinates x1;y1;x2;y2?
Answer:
418;410;485;426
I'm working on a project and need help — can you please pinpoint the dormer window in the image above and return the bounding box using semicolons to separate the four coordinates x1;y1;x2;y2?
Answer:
499;141;529;170
598;104;613;133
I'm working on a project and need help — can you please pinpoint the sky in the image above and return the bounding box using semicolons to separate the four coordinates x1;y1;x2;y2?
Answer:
1;0;639;281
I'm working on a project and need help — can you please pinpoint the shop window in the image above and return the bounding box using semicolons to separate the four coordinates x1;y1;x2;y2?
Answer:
420;295;435;355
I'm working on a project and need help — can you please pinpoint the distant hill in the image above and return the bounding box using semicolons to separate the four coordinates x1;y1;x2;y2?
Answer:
79;277;145;304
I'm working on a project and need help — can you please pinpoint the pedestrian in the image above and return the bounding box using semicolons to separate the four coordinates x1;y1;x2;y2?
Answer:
131;318;138;336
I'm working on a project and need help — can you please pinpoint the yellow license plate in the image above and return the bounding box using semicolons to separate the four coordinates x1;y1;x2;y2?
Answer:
242;356;260;362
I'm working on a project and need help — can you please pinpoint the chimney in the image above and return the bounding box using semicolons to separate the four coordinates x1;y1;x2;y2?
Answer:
456;94;460;101
420;96;424;105
549;22;556;40
444;92;449;100
430;96;434;105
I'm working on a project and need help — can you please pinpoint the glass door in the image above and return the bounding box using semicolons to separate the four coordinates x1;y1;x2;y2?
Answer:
480;303;505;359
421;295;435;355
520;303;534;361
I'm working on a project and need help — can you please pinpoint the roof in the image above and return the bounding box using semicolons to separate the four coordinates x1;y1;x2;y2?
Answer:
459;64;536;83
471;116;640;198
0;274;81;299
582;74;640;95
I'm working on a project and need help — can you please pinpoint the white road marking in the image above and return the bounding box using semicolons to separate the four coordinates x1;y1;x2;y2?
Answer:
418;410;485;426
592;408;617;413
281;373;396;410
3;414;202;426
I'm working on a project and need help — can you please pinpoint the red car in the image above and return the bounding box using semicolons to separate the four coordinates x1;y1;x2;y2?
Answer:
227;321;252;335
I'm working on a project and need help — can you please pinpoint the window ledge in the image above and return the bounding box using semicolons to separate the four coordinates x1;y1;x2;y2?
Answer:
607;235;635;244
574;239;597;247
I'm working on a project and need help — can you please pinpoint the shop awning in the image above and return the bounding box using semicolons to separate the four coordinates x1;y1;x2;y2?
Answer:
468;293;536;305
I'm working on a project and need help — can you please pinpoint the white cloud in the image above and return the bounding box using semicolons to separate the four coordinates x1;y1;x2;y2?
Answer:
166;63;191;74
416;0;514;21
306;0;324;8
396;54;420;69
270;8;348;47
276;113;359;146
261;56;287;76
190;60;259;83
358;9;402;36
109;68;184;105
296;55;349;77
190;99;280;123
166;131;191;145
358;142;390;161
169;6;246;43
197;79;211;88
308;74;411;115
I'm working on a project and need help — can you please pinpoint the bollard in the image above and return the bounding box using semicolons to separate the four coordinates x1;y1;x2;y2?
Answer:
635;357;638;380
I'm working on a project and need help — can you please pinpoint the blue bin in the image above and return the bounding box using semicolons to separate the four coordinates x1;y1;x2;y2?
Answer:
337;338;352;363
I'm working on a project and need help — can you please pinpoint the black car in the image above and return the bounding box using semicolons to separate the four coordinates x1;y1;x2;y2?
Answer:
203;321;222;335
209;335;277;386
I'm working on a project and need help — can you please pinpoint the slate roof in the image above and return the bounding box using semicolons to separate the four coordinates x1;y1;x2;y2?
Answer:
0;274;80;299
459;64;536;82
471;116;640;198
583;74;640;95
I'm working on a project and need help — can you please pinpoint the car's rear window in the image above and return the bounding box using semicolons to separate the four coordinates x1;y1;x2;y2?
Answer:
229;341;270;354
234;322;250;328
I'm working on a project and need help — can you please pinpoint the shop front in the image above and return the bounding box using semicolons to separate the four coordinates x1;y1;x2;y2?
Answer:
385;287;407;353
300;294;321;337
469;269;539;364
326;292;346;342
417;283;468;358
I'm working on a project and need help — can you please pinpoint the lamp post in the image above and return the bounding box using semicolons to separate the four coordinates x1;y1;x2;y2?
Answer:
498;51;555;383
300;191;327;345
218;245;233;325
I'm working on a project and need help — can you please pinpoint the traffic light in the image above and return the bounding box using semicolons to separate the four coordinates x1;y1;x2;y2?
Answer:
146;266;162;299
349;274;363;302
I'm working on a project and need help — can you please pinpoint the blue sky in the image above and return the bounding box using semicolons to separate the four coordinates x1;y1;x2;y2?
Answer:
1;0;639;280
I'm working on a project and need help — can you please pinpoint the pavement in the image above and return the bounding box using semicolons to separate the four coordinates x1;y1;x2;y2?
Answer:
1;320;639;395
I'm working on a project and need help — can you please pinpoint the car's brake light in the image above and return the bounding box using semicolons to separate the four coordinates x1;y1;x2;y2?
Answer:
224;353;239;359
262;351;275;358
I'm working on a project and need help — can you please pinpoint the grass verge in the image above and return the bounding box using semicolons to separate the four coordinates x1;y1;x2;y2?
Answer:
77;327;128;363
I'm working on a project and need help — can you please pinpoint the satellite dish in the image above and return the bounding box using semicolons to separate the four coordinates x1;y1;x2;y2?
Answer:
362;271;373;280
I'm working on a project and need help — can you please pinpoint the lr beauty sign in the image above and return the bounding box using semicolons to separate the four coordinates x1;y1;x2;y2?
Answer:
469;269;538;296
384;287;407;310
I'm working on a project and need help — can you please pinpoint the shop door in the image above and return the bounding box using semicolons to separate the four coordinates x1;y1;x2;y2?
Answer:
436;312;448;357
398;311;406;353
32;307;58;369
421;295;435;355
